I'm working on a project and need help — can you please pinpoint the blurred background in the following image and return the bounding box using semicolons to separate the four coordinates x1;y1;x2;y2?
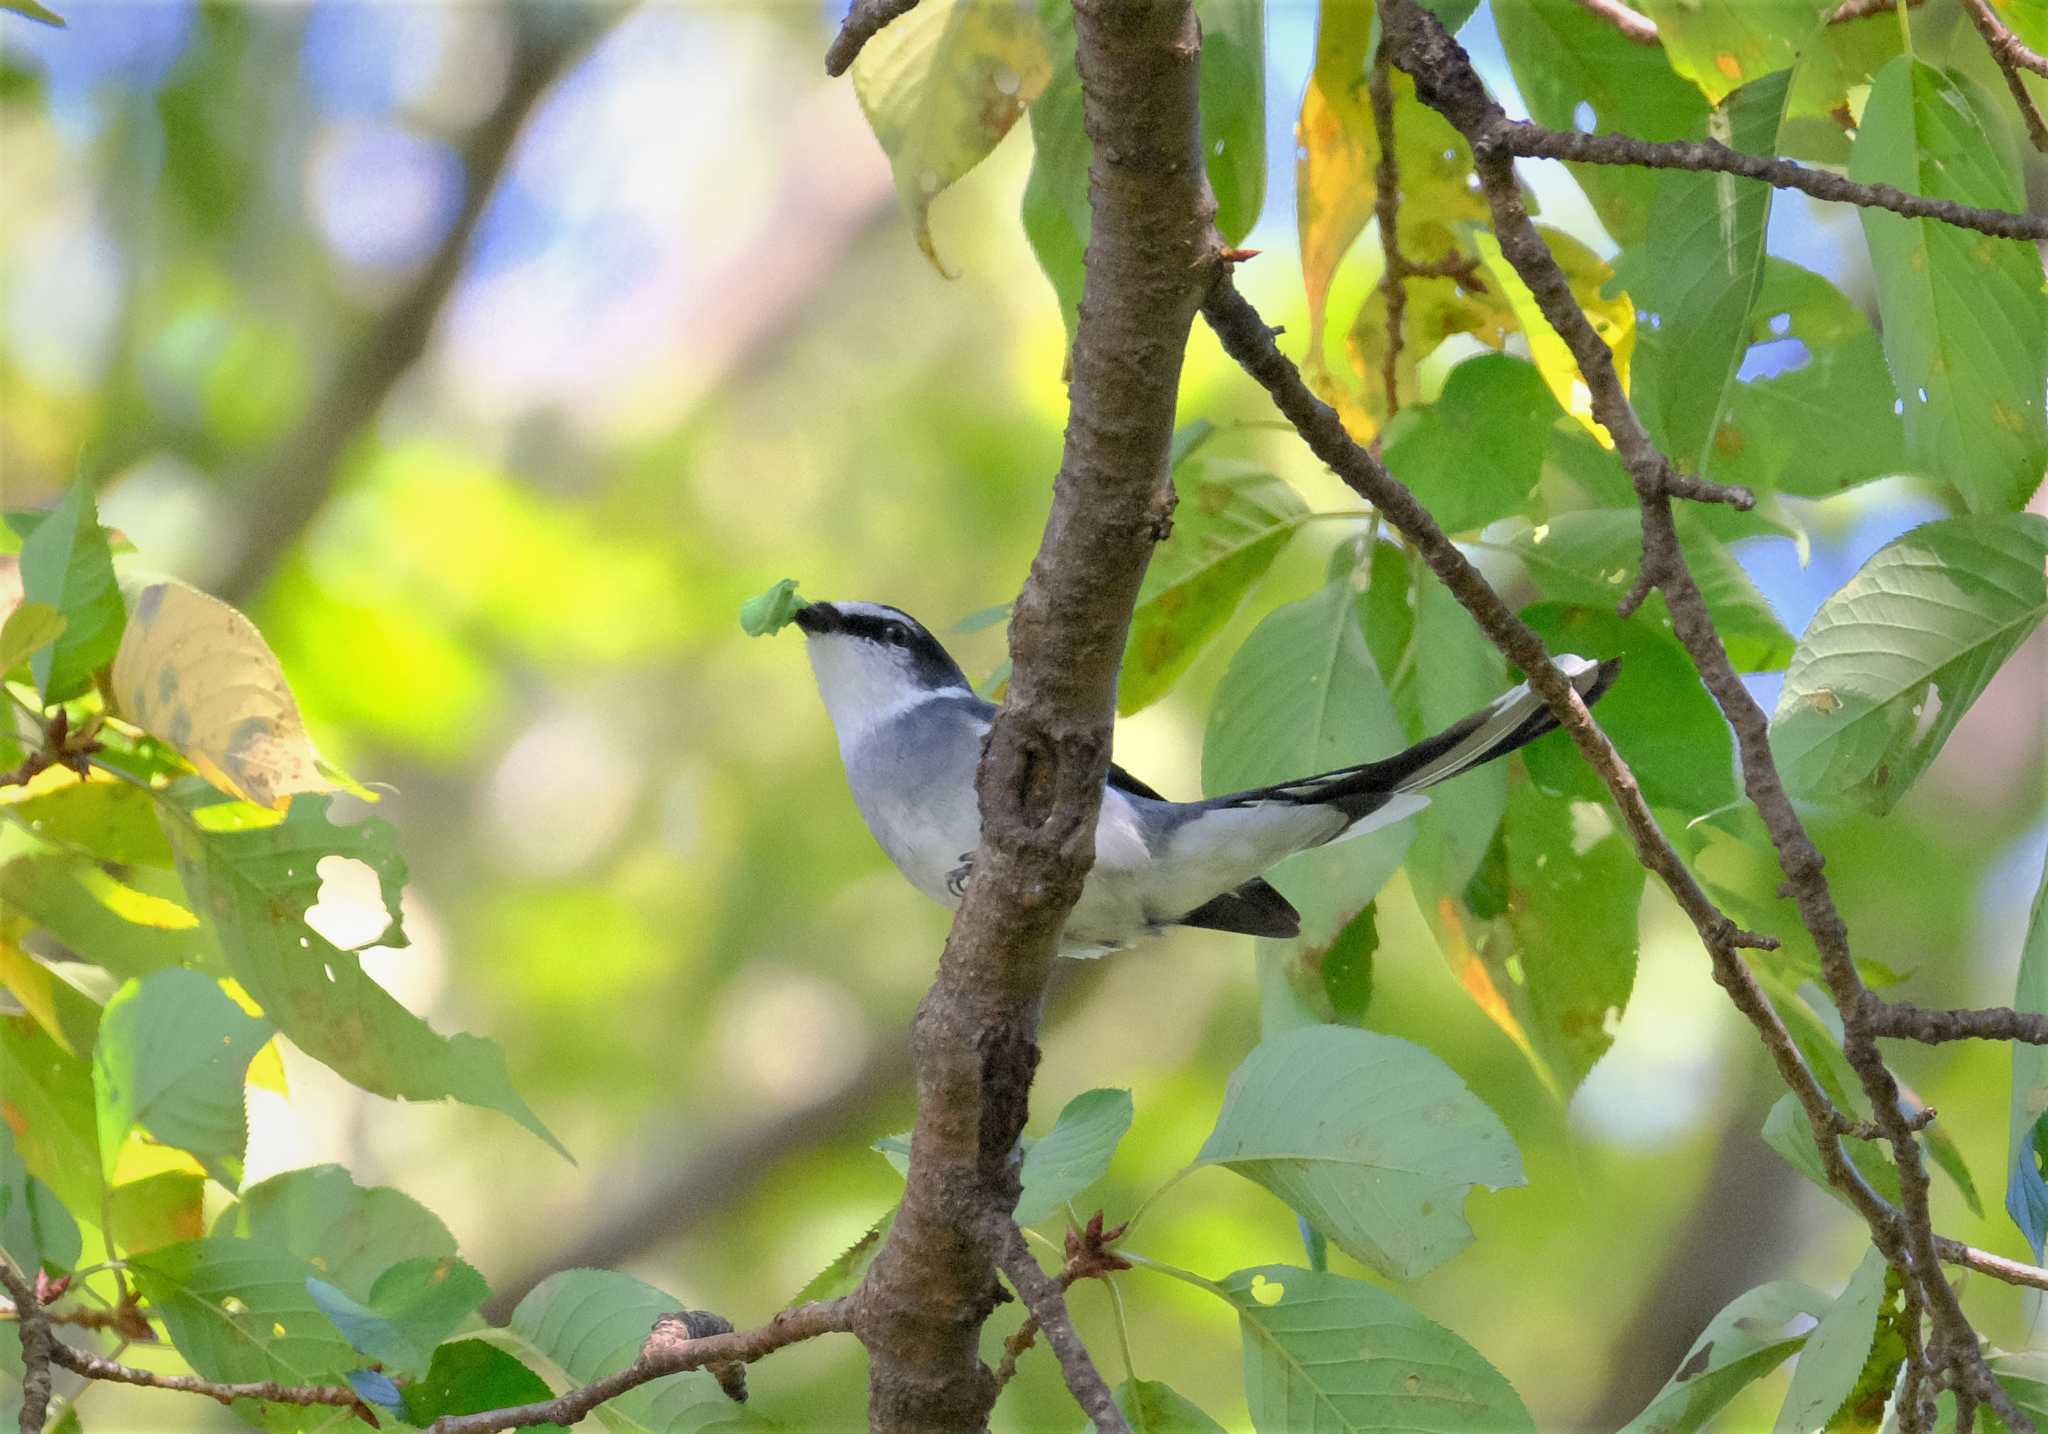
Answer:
1;1;2042;1429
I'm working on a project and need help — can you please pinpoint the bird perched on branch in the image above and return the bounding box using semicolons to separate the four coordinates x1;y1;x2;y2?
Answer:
792;599;1618;956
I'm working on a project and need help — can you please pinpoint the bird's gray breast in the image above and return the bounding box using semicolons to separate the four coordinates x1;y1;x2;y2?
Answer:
841;694;990;905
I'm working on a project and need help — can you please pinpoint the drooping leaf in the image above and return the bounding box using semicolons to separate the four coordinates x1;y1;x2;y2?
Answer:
1708;260;1907;502
1203;582;1416;952
1195;1025;1523;1280
1019;0;1088;338
1620;1280;1833;1433
3;778;176;867
0;1015;99;1213
1637;0;1829;104
1015;1087;1133;1225
1618;72;1787;482
1220;1265;1535;1433
162;786;561;1153
129;1236;358;1389
0;855;211;978
1761;1092;1900;1206
18;482;123;704
511;1269;770;1432
402;1339;563;1432
225;1164;457;1298
852;0;1052;274
307;1253;489;1376
2009;844;2048;1260
92;968;272;1184
0;601;63;677
1773;1246;1888;1434
1121;460;1310;715
737;578;805;637
1506;509;1794;672
793;1205;896;1305
1198;0;1265;245
1770;514;2048;811
1850;59;2048;514
1379;355;1558;535
111;578;366;811
1473;228;1635;450
0;1124;79;1277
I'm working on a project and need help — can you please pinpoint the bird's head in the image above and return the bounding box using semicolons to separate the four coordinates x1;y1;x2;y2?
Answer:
793;601;973;741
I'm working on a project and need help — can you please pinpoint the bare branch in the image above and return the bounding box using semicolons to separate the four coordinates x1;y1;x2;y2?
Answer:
991;1222;1130;1434
427;1300;853;1434
1370;55;1409;424
824;0;921;76
1958;0;2048;152
1492;122;2048;242
1867;999;2048;1045
1570;0;1660;45
45;1344;371;1422
1;1259;54;1434
1937;1239;2048;1292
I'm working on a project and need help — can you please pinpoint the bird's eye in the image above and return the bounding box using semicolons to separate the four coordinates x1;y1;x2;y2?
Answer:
884;623;910;646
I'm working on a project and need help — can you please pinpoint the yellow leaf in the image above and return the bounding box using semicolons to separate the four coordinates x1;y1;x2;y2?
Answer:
246;1036;289;1097
0;939;68;1055
852;0;1052;275
110;579;364;812
1428;897;1565;1102
110;1134;207;1184
1473;227;1635;449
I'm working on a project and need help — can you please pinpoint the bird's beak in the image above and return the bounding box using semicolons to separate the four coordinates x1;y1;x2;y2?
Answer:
792;601;840;635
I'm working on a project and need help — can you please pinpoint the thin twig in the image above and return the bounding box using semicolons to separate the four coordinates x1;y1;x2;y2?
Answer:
1866;1000;2048;1045
824;0;921;76
428;1300;853;1434
1369;54;1408;422
990;1222;1130;1434
1958;0;2048;151
1;1259;54;1434
1569;0;1660;44
1937;1239;2048;1292
44;1345;370;1422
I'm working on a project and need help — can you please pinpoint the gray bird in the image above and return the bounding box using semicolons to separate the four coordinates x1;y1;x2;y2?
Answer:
794;600;1619;956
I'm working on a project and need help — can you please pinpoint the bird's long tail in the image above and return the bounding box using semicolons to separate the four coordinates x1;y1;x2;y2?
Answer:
1210;654;1622;824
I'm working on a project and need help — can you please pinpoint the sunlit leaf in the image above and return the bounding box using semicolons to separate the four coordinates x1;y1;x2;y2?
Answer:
111;578;365;812
0;601;62;677
1850;59;2048;514
18;482;123;704
1473;228;1635;450
0;1015;99;1213
106;1169;206;1253
0;1124;79;1277
738;579;805;638
1203;582;1416;952
1196;1025;1523;1280
1638;0;1828;104
1015;1086;1132;1225
853;0;1052;274
1220;1265;1535;1432
1120;459;1310;715
307;1253;489;1377
3;778;176;867
1380;355;1557;535
2009;845;2048;1259
403;1339;562;1432
1620;1280;1832;1433
1771;514;2048;811
793;1205;895;1305
92;968;272;1184
225;1164;456;1298
0;935;69;1055
129;1236;357;1390
511;1268;771;1431
1772;1246;1887;1434
0;855;210;978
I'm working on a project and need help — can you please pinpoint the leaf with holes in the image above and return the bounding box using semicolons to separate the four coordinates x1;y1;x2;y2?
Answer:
1771;514;2048;811
92;969;272;1185
129;1236;357;1389
1015;1087;1133;1225
1221;1265;1533;1433
1620;1280;1832;1432
1851;59;2048;514
853;0;1051;274
225;1164;456;1298
18;482;123;704
1120;459;1310;715
112;579;366;812
1196;1026;1523;1280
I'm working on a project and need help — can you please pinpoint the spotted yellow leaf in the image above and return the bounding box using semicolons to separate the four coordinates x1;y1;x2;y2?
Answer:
110;579;367;812
1474;227;1636;449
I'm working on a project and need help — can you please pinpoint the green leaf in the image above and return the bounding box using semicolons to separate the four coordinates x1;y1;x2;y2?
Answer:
738;579;805;638
163;787;563;1154
1503;780;1642;1094
1506;509;1794;673
2009;844;2048;1259
1620;1280;1833;1433
1397;575;1506;915
1195;1025;1523;1280
1020;0;1086;338
1520;603;1737;816
1494;0;1708;246
225;1164;457;1298
1618;72;1787;482
1761;1092;1900;1205
793;1205;895;1304
0;855;212;978
1771;514;2048;811
1219;1265;1534;1433
1380;356;1558;534
402;1339;563;1431
0;601;63;677
17;481;124;703
511;1269;768;1432
1774;1247;1888;1434
1707;260;1907;501
0;1124;80;1277
852;0;1052;274
1077;1378;1227;1434
93;969;272;1183
1637;0;1828;104
1015;1087;1133;1225
178;784;409;949
106;1169;206;1253
1318;903;1376;1024
1198;0;1264;244
1121;459;1311;715
6;780;176;867
1353;539;1415;685
0;0;66;27
1203;582;1416;950
0;1016;99;1213
1850;59;2048;514
306;1253;489;1376
129;1236;357;1389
